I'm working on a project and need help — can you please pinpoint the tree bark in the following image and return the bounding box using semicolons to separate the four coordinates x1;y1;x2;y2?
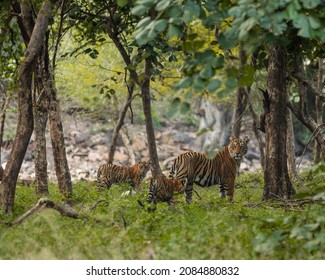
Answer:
289;57;325;162
0;0;54;214
48;91;72;199
140;58;161;176
314;58;323;163
286;109;297;180
232;47;247;138
263;43;294;200
107;81;135;164
33;76;49;195
0;81;9;180
245;89;265;171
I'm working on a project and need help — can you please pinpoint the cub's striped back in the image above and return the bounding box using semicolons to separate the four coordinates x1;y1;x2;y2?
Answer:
97;160;150;191
169;136;249;203
147;174;187;205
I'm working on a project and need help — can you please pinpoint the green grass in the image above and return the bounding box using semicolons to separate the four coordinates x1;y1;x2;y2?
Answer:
0;172;324;260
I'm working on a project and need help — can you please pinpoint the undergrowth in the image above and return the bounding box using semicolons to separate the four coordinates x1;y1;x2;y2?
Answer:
0;166;324;260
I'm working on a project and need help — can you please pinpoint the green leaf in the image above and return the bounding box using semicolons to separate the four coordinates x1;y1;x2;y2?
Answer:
207;79;221;92
218;31;238;50
174;77;192;89
137;17;151;29
193;76;206;92
183;1;201;23
116;0;129;7
301;0;321;9
135;29;149;45
167;6;182;18
166;24;181;38
131;5;149;16
199;65;214;79
225;76;237;89
238;17;257;40
154;19;168;32
156;0;171;11
180;102;190;114
308;16;321;29
238;65;255;86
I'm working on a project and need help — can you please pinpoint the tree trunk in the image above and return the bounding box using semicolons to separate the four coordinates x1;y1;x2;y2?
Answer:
232;46;247;138
0;81;9;181
263;43;294;200
314;58;323;163
0;0;54;214
141;58;161;176
48;94;72;199
286;109;297;180
120;127;136;165
33;75;49;195
289;57;325;162
246;89;265;171
107;81;135;164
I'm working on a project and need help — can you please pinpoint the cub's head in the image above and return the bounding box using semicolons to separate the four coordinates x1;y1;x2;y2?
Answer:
136;160;151;176
228;136;249;160
173;178;188;194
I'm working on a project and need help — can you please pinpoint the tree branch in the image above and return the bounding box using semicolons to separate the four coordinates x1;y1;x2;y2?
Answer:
291;67;325;102
9;198;79;225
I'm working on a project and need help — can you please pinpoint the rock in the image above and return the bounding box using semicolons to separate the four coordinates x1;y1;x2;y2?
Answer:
114;151;129;163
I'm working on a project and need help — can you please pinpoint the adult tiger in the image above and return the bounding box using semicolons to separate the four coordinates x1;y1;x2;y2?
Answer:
169;136;249;203
97;160;150;191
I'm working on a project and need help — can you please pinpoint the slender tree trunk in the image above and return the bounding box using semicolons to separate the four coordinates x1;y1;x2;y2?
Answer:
286;109;297;180
107;81;135;164
246;90;265;171
314;58;323;163
141;58;161;176
33;74;49;195
289;58;325;162
0;0;54;214
263;43;294;200
0;83;9;181
48;90;72;199
120;127;136;165
232;46;247;138
107;11;160;173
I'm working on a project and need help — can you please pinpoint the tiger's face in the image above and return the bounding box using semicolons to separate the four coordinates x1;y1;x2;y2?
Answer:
137;160;151;177
170;178;188;194
228;136;249;160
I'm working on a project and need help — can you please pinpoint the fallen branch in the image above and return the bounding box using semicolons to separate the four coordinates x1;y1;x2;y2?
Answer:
10;198;79;225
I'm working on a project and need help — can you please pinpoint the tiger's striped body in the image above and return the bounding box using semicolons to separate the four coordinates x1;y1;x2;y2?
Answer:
97;160;150;191
169;136;249;203
147;174;187;205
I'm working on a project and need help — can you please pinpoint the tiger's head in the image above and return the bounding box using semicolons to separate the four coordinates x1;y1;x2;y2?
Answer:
171;177;188;194
228;136;249;160
136;160;151;177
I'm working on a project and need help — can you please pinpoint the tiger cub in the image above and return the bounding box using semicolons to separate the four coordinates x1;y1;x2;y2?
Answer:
147;174;187;205
97;160;150;191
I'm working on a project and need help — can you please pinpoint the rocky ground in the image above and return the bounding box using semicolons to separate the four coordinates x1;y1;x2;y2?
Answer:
1;112;312;183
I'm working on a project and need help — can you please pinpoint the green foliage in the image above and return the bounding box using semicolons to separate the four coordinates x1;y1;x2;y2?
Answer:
1;173;324;260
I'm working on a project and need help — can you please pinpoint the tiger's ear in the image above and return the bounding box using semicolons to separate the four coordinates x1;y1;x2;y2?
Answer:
229;136;235;141
242;135;249;143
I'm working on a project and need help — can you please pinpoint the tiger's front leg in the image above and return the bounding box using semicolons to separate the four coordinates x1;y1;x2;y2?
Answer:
185;183;194;204
219;185;226;199
225;178;235;202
